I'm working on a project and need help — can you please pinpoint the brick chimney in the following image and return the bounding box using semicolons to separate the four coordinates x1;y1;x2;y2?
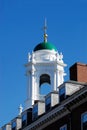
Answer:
69;62;87;83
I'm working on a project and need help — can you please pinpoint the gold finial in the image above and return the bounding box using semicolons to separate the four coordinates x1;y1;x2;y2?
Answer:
43;18;48;43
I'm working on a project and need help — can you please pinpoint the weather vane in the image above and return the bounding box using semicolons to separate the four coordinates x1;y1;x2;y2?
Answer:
43;18;48;43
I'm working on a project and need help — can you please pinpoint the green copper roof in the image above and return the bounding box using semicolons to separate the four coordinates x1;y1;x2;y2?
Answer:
34;42;57;52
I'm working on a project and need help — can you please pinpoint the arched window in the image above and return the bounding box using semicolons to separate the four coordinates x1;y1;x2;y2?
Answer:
40;74;51;95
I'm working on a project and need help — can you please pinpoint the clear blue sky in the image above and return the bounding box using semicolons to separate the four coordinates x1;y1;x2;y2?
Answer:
0;0;87;127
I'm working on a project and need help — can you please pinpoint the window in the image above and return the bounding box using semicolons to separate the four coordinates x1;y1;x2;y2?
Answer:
32;105;38;120
45;96;51;112
22;114;27;127
12;121;16;130
59;87;65;102
2;127;6;130
27;110;32;125
40;74;51;95
60;124;67;130
81;112;87;130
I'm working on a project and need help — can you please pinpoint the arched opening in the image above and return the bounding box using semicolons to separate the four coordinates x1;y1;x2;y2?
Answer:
40;74;51;95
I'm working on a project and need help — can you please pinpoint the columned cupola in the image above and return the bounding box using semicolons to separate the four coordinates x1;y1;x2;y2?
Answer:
25;21;66;110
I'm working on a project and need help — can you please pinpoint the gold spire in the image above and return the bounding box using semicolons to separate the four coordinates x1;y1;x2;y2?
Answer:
43;18;48;43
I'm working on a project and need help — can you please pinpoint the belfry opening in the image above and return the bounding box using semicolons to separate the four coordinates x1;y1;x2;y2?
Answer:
40;74;50;86
40;74;51;95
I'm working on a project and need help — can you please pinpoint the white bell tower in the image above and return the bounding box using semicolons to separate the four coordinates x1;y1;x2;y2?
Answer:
25;21;66;110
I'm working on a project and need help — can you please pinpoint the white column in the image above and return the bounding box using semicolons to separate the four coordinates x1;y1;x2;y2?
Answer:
51;73;54;91
50;70;56;91
27;72;31;99
60;70;64;84
53;70;56;91
34;76;39;100
56;69;59;91
31;68;35;105
58;70;64;86
25;71;32;110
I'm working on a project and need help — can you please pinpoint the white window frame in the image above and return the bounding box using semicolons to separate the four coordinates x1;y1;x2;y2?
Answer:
81;111;87;130
60;124;67;130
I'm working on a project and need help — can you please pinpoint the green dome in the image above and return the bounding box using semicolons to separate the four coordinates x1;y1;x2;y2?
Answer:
34;42;57;52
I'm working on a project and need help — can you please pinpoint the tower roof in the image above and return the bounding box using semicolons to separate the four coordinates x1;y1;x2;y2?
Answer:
33;19;57;52
33;42;57;52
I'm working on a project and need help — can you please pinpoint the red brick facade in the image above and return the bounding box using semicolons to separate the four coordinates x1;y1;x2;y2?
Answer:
70;63;87;83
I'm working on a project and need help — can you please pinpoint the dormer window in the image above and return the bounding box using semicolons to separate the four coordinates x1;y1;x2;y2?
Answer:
12;121;16;130
22;114;27;128
32;105;38;120
81;112;87;130
45;96;51;112
2;127;6;130
59;87;65;102
60;124;67;130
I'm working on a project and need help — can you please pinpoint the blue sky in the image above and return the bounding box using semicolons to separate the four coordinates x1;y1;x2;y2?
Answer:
0;0;87;127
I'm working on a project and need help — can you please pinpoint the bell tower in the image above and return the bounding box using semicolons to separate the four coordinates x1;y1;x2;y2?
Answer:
25;21;66;110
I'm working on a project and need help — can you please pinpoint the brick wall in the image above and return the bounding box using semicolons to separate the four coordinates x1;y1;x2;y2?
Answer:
70;62;87;83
